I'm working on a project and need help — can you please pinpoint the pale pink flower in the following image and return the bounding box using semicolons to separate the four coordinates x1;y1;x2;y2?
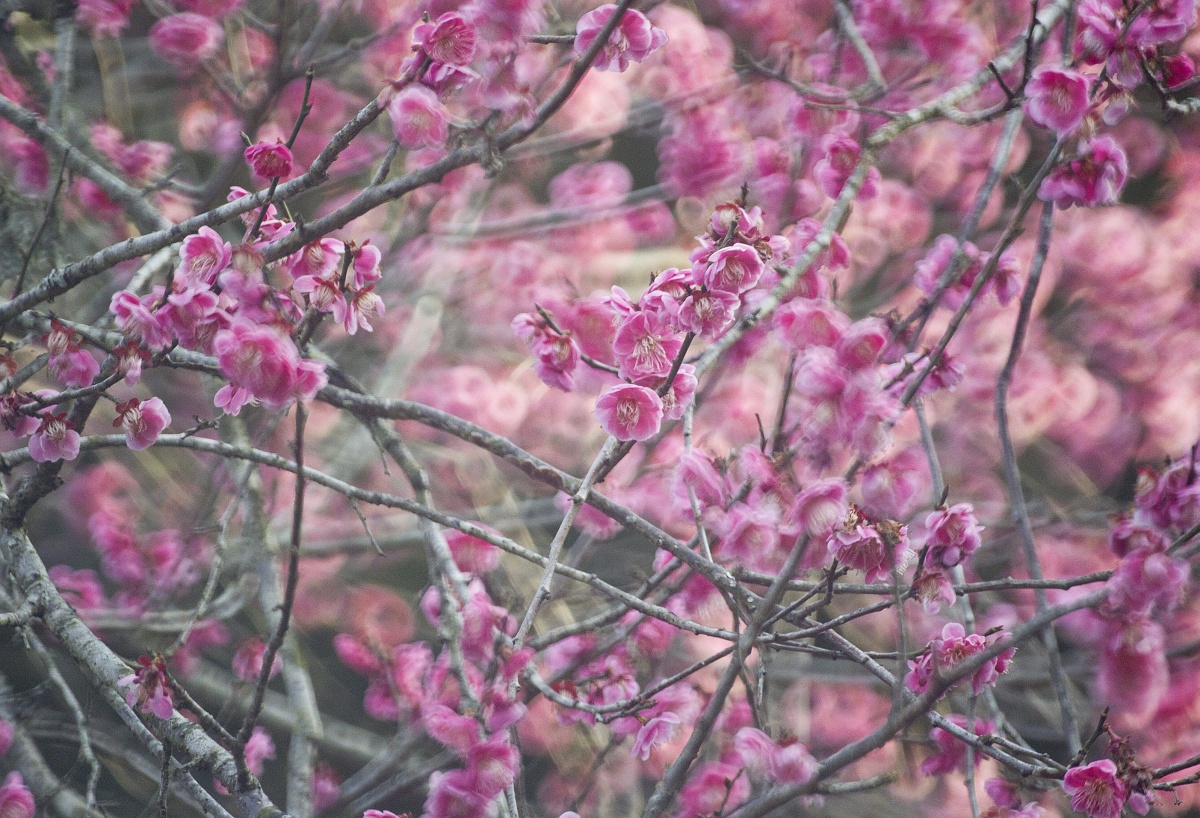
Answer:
149;13;224;69
231;637;282;682
387;86;450;149
701;243;764;294
574;5;667;72
612;311;682;380
338;287;385;335
28;413;81;463
594;383;664;441
1062;759;1127;818
789;478;849;536
912;569;956;613
114;397;171;451
1024;66;1090;135
412;12;478;66
632;712;681;760
0;772;34;818
244;140;294;182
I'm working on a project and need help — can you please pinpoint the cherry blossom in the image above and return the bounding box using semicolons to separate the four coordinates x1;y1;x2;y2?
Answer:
574;5;667;72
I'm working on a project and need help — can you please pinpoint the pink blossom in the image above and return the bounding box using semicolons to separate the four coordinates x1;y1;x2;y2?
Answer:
351;243;382;288
466;735;519;797
110;291;173;351
177;224;231;285
293;271;348;318
424;703;481;754
594;383;664;441
701;243;764;294
312;765;341;812
422;769;489;818
149;13;224;70
1105;546;1188;617
76;0;135;36
513;312;581;391
675;761;749;818
905;623;1016;698
814;132;879;200
113;397;171;451
925;502;984;569
911;569;956;613
28;413;81;463
0;772;34;818
834;317;888;371
413;13;478;67
773;298;850;351
388;86;450;149
920;715;993;776
244;140;294;182
212;322;327;413
677;287;739;338
445;528;501;574
49;346;100;389
0;717;10;758
232;637;282;682
1062;759;1127;818
574;5;667;72
612;311;682;380
288;238;343;281
828;519;907;583
364;812;402;818
119;655;174;719
789;478;849;536
1096;618;1167;719
1038;135;1128;209
642;363;696;421
1023;66;1090;135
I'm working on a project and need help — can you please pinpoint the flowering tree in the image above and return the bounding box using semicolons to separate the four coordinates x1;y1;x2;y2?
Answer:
1;1;1200;817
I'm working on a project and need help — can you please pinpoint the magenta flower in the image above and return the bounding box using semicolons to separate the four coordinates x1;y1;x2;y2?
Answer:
110;291;173;351
632;712;681;760
1023;66;1090;135
244;139;294;182
1063;759;1127;818
149;13;224;69
677;286;739;338
828;519;907;584
513;312;581;391
595;383;664;441
28;413;81;463
119;655;174;720
0;772;34;818
814;132;879;199
1038;135;1128;208
412;12;478;67
177;224;231;285
925;502;984;569
114;397;171;451
920;715;994;777
905;623;1016;698
1105;546;1189;618
574;4;667;72
387;85;450;149
212;322;326;413
911;569;956;613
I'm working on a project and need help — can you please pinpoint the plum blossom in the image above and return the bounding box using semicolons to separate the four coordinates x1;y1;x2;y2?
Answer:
212;323;326;414
149;13;224;69
594;383;664;441
828;514;908;583
574;5;667;72
612;310;682;379
924;503;984;569
114;397;171;451
119;655;174;719
1024;66;1090;135
905;623;1016;698
1038;135;1128;208
244;140;294;182
814;132;879;199
0;772;34;818
29;413;81;463
513;312;581;390
388;86;450;149
1062;759;1127;818
412;12;478;66
700;243;764;294
920;715;994;776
